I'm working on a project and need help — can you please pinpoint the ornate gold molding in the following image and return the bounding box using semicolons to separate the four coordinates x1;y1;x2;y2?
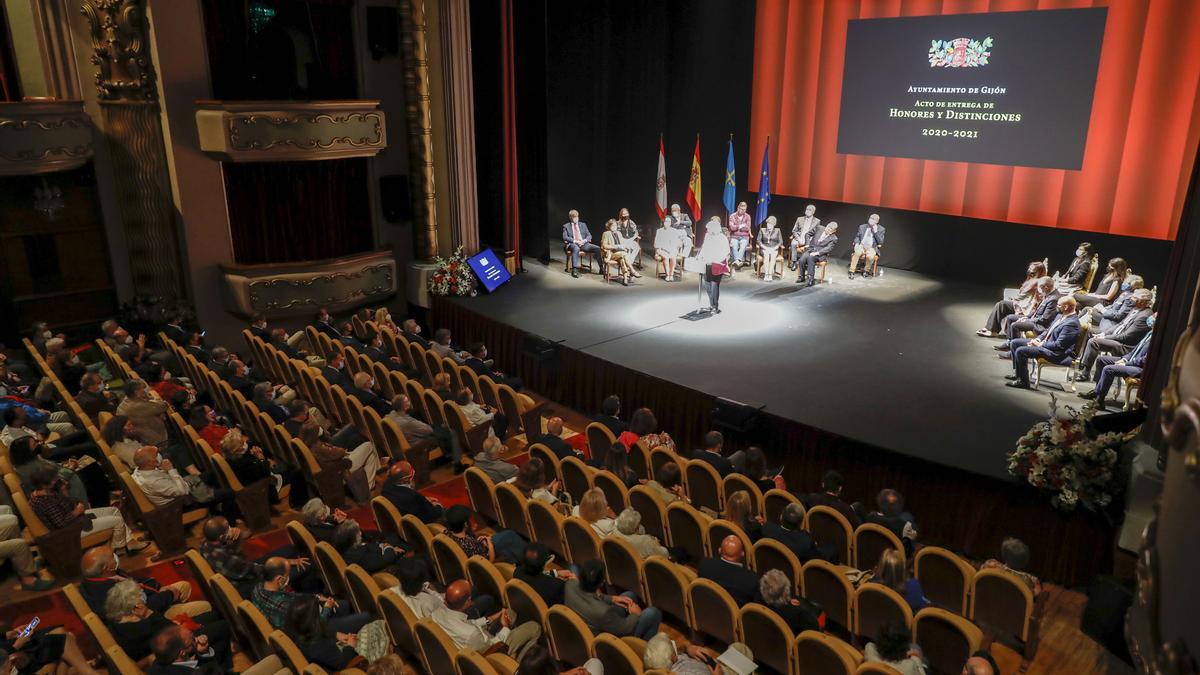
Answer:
399;0;438;261
195;101;387;162
0;100;94;175
80;0;157;102
221;249;398;317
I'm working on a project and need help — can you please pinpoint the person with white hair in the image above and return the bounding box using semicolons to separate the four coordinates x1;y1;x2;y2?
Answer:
473;435;518;483
613;508;668;559
756;216;783;281
698;217;731;313
643;632;757;675
667;203;695;254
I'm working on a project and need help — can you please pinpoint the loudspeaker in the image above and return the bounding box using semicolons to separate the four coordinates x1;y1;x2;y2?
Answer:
366;7;399;60
1081;576;1134;665
522;335;560;372
711;397;762;434
379;174;412;223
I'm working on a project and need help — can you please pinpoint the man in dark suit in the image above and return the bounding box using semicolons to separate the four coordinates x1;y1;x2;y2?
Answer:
268;328;300;359
348;371;391;415
593;395;626;437
401;319;431;349
321;352;353;390
1007;296;1082;389
314;308;341;339
147;624;226;675
226;360;256;399
338;323;365;351
1077;289;1153;379
248;314;271;341
690;430;734;477
796;222;838;287
76;372;118;418
161;316;189;346
365;331;417;378
332;519;402;573
866;489;918;556
1091;279;1143;333
185;331;211;365
531;416;583;460
848;214;885;279
562;209;602;278
997;277;1060;349
514;543;571;606
381;461;443;523
208;347;234;380
465;342;524;391
697;535;760;606
1083;325;1153;410
764;503;836;563
802;470;862;527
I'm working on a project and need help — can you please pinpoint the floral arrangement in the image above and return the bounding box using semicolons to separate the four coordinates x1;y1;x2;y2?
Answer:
1007;395;1133;511
428;246;478;297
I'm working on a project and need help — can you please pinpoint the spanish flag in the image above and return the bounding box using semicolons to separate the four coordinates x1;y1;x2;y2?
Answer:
686;135;702;222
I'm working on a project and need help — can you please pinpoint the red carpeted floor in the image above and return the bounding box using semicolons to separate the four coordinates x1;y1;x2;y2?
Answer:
3;458;518;660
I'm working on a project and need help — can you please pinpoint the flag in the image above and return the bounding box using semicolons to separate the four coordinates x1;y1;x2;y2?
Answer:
722;137;736;214
755;137;771;226
655;135;667;222
686;135;702;221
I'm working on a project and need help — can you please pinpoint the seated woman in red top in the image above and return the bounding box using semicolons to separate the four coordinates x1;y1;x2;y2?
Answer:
138;361;191;407
190;404;231;452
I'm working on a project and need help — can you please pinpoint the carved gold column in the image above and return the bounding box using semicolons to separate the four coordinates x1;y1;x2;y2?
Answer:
437;0;480;255
399;0;438;261
81;0;186;301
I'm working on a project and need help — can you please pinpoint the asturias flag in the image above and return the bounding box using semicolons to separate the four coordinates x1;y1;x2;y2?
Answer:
755;137;771;226
686;135;702;222
722;137;736;214
655;135;668;222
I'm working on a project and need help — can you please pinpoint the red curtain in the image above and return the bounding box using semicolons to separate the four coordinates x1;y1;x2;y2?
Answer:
750;0;1200;241
224;159;373;265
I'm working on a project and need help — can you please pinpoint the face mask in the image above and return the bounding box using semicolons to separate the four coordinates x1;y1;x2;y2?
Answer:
1147;316;1156;327
42;331;52;339
243;366;250;375
112;552;120;568
1076;248;1084;257
1121;283;1131;291
124;336;133;345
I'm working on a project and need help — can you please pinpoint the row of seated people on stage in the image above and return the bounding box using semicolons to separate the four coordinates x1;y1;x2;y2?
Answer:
561;203;888;285
975;243;1156;406
6;309;1021;674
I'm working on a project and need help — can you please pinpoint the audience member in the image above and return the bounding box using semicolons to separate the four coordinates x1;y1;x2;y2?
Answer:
982;537;1042;595
198;516;274;596
189;405;230;451
131;446;228;514
349;371;391;415
80;545;200;618
625;407;675;452
104;578;232;668
646;461;686;505
302;498;349;542
513;458;565;509
864;621;927;675
0;621;98;675
333;519;401;573
474;434;518;482
431;579;542;655
116;380;169;445
430;372;454;401
531;416;582;460
763;502;835;563
3;406;93;460
381;461;443;523
282;594;367;672
513;543;573;606
76;372;118;418
690;431;737;477
722;491;763;543
321;352;353;390
874;550;929;612
444;504;525;564
517;643;601;675
29;464;148;554
401;319;430;349
643;633;757;675
298;418;381;500
464;342;524;391
457;386;508;440
867;488;918;552
430;328;467;364
565;559;662;640
613;508;668;559
698;535;760;606
146;624;223;675
802;470;863;527
591;441;638;488
594;395;626;436
387;393;460;464
251;557;363;631
757;569;821;634
962;651;1000;675
0;505;53;590
575;487;617;536
8;435;90;507
389;557;448;618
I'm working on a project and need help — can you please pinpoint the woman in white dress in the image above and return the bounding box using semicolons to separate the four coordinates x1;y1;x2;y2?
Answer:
654;220;682;281
698;217;731;313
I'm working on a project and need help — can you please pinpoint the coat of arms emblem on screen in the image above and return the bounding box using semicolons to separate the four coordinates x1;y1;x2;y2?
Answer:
928;36;993;67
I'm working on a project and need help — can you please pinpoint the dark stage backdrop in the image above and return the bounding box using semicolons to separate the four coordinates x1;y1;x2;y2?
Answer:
522;0;1174;286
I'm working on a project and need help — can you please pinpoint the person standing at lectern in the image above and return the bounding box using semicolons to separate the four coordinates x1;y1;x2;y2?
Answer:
667;203;694;255
601;219;639;286
727;201;752;268
796;223;838;287
789;204;820;269
563;209;601;278
849;214;885;279
698;218;730;313
757;216;783;282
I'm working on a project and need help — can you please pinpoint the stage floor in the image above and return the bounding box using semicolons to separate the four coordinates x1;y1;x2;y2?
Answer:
454;253;1065;480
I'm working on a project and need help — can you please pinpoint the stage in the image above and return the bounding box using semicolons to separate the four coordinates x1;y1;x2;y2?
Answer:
452;252;1067;481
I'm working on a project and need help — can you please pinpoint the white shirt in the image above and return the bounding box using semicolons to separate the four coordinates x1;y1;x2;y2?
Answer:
0;425;35;448
461;402;494;427
698;232;731;264
131;467;190;506
389;583;446;619
431;605;509;651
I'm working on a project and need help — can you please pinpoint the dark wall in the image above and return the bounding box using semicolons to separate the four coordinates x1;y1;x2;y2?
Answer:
510;0;1174;286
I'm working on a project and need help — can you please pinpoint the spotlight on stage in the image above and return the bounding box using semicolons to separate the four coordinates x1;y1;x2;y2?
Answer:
626;294;789;337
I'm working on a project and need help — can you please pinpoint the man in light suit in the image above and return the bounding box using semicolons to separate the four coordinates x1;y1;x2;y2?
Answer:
796;222;838;287
1006;296;1081;389
1077;289;1153;379
562;209;601;278
849;213;886;279
1082;323;1153;410
789;204;820;269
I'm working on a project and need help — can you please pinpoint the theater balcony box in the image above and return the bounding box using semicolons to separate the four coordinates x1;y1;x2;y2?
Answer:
0;99;94;176
195;100;386;162
221;249;398;319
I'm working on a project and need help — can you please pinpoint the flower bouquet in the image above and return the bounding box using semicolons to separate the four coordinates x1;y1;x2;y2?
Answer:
428;246;478;297
1007;395;1134;511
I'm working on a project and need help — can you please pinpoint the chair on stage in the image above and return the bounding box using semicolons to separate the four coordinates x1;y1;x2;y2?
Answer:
1030;313;1092;392
564;242;597;274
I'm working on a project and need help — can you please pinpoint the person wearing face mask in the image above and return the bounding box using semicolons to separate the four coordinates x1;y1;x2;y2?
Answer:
654;217;684;281
1055;242;1094;294
130;446;236;518
188;404;231;451
348;372;391;416
789;204;821;268
320;352;354;390
756;216;784;281
41;338;87;394
698;217;732;311
0;623;99;675
224;359;255;399
29;321;61;355
298;418;382;502
76;372;118;418
105;579;232;670
112;330;147;370
1086;274;1144;331
146;623;226;675
562;209;602;278
365;331;419;378
314;307;341;339
464;342;524;391
978;261;1048;337
219;428;303;506
848;213;886;279
601;219;637;285
1082;318;1154;410
29;464;149;554
80;545;203;618
1076;257;1129;307
248;313;270;341
332;519;403;573
667;203;695;255
616;207;643;268
139;360;190;408
251;557;369;632
727;201;753;268
401;318;430;349
1077;288;1154;380
338;322;366;350
183;331;210;364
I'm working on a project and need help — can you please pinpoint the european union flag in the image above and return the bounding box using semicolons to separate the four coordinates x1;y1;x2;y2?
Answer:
755;138;771;226
723;138;736;214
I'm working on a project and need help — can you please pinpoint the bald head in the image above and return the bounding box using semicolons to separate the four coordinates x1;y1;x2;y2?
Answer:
546;416;564;436
82;545;117;576
390;461;415;484
353;372;372;389
445;579;472;610
133;446;160;470
962;655;996;675
719;534;745;563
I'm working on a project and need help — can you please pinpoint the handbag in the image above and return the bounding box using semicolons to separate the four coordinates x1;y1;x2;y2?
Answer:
709;261;729;276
